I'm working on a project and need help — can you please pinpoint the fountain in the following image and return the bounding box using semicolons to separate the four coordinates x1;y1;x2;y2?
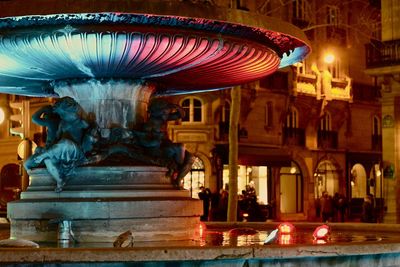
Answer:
0;8;309;244
0;3;400;267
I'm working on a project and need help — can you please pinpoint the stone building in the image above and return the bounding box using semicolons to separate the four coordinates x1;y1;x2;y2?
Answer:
365;0;400;223
168;0;382;222
0;0;382;222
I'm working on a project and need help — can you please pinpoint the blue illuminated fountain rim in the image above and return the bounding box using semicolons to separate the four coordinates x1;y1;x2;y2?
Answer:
0;13;309;59
0;13;310;97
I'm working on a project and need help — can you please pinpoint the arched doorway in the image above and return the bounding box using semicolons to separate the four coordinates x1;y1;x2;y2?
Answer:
350;163;367;198
314;160;339;198
0;163;21;212
183;156;205;199
280;161;303;213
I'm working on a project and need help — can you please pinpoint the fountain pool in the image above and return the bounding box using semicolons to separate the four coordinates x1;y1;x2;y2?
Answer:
1;222;400;266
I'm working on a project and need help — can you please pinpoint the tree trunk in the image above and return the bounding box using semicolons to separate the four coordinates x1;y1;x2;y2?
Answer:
227;85;241;222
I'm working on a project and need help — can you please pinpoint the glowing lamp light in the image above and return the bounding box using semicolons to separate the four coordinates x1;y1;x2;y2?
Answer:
290;166;297;174
278;222;295;234
0;107;4;124
313;224;330;240
323;53;335;64
376;170;382;177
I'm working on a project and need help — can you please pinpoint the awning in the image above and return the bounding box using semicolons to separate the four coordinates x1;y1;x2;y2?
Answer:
215;144;292;167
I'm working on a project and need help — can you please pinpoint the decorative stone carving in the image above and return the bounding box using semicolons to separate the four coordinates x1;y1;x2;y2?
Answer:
25;97;194;191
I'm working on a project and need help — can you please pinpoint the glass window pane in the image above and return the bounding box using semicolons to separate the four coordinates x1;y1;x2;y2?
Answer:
182;99;190;121
193;99;202;122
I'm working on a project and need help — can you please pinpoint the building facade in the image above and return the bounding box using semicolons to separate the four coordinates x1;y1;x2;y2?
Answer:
365;0;400;223
168;0;382;221
0;0;382;222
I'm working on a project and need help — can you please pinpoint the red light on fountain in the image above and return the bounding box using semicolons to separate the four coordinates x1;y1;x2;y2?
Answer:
278;222;295;235
276;222;296;245
313;224;330;241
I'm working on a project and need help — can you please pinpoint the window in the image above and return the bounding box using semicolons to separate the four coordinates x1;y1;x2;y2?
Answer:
327;6;340;26
320;112;331;131
327;59;340;78
372;115;382;150
295;60;307;75
372;115;381;135
286;107;298;129
265;101;273;128
221;100;230;123
293;0;306;20
181;97;203;123
219;100;231;138
315;160;339;198
183;156;205;199
223;165;270;205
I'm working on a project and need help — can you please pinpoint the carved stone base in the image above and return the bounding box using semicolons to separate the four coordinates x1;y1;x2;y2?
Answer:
7;166;202;243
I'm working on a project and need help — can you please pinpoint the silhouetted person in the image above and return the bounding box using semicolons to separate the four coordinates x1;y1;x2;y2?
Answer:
335;193;347;222
362;194;375;223
320;192;333;222
198;186;211;221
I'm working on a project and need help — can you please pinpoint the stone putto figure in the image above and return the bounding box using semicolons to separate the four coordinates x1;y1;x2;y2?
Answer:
25;97;194;191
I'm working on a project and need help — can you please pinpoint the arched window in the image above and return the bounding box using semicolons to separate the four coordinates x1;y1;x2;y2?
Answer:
314;160;339;198
181;97;203;123
221;100;230;123
286;107;298;128
320;112;331;131
350;163;367;198
372;115;381;135
183;156;205;199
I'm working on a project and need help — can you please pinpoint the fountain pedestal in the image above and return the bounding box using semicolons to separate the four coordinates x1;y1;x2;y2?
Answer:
8;166;202;242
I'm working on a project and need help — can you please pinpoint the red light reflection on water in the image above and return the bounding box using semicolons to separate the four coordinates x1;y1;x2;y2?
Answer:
278;233;294;245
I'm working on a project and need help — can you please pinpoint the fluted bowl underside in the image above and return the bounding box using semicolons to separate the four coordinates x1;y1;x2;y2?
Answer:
0;13;310;97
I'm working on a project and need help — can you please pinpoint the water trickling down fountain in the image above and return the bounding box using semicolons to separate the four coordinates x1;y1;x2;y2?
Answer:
0;12;310;243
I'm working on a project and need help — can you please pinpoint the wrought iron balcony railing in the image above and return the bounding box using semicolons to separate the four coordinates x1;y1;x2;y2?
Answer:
366;39;400;68
283;127;305;146
317;130;338;149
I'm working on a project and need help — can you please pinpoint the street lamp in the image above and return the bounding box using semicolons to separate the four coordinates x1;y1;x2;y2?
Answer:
323;53;335;64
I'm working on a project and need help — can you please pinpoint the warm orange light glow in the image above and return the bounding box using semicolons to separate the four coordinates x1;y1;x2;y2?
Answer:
313;224;330;240
313;239;327;244
279;233;293;245
278;222;295;234
0;107;4;124
198;222;207;241
324;53;335;64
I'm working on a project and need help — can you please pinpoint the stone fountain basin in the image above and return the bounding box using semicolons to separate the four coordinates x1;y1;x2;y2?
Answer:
0;12;310;97
1;222;400;267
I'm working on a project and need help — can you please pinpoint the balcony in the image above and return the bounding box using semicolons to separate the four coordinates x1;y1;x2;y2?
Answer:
283;127;305;146
352;82;380;102
366;39;400;68
295;73;352;101
317;130;338;149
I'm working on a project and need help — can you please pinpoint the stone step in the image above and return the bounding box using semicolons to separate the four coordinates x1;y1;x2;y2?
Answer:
21;188;191;199
26;183;177;191
8;197;202;219
29;166;170;186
